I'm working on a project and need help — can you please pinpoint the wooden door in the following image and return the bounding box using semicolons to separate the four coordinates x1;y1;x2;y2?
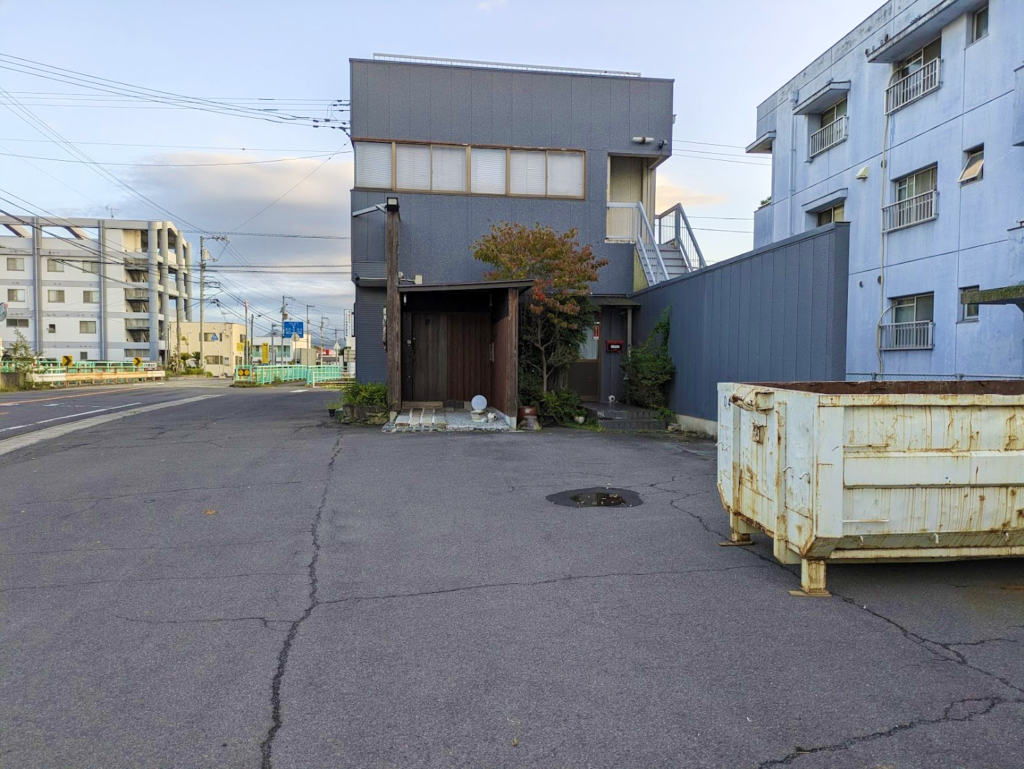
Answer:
447;313;491;403
402;312;446;402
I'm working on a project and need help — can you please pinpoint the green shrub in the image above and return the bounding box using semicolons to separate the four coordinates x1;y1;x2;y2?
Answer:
622;308;675;410
343;380;388;408
539;388;587;426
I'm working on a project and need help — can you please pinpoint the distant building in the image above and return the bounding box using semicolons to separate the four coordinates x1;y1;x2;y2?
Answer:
1;216;193;363
748;0;1024;378
174;321;246;378
251;333;309;365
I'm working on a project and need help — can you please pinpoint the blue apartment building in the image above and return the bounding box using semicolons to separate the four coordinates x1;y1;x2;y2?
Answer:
349;54;703;413
748;0;1024;378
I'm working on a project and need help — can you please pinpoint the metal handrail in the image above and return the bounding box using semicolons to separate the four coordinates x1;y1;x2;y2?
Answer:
886;58;941;114
606;202;668;285
882;190;937;232
809;114;848;158
654;202;707;271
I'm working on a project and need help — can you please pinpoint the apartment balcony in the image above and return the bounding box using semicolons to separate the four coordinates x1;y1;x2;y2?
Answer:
880;321;934;351
127;329;150;343
123;256;148;270
125;319;150;329
886;59;940;114
125;287;150;300
882;190;937;233
809;115;848;159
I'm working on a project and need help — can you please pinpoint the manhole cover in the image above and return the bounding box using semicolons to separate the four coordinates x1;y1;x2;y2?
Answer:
546;487;642;508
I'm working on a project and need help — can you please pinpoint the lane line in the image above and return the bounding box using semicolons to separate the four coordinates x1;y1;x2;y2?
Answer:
0;402;143;434
0;385;161;406
0;394;225;457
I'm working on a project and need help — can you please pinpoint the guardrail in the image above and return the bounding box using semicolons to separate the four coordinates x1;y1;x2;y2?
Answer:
233;364;353;387
809;114;848;158
882;190;937;232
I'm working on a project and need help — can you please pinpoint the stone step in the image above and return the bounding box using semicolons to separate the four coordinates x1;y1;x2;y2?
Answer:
587;406;662;421
597;418;667;432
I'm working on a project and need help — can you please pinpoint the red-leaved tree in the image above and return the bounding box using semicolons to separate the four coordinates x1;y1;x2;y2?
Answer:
473;223;608;397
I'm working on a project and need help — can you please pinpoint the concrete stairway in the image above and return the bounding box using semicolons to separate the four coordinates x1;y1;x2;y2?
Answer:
585;403;667;432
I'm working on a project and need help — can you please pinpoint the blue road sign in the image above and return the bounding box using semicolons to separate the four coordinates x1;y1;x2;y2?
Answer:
283;320;304;338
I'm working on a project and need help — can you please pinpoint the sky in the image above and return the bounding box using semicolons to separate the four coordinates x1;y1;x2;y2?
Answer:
0;0;884;335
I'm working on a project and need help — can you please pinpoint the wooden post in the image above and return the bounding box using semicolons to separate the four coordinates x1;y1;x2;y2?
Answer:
507;287;519;424
385;205;401;413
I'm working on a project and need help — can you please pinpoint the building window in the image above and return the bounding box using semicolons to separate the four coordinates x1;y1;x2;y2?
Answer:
958;146;984;184
897;38;941;80
7;288;25;302
205;355;221;365
79;321;97;334
887;38;941;113
896;166;937;201
47;289;65;303
355;140;585;199
882;293;935;350
893;293;934;323
353;141;393;189
47;323;56;334
80;261;100;274
6;257;25;271
970;5;988;43
819;98;847;129
80;351;89;361
47;259;64;273
959;286;980;322
579;323;600;360
6;318;29;328
83;290;99;303
470;148;507;194
816;203;846;227
884;165;938;231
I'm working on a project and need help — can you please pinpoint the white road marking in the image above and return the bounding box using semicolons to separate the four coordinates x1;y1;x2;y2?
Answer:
0;403;143;433
0;394;224;457
290;389;311;393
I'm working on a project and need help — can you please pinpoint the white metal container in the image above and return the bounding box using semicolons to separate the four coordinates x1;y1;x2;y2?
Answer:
717;381;1024;595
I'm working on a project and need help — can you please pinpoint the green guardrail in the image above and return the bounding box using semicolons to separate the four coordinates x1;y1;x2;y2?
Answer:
1;360;146;373
233;364;352;386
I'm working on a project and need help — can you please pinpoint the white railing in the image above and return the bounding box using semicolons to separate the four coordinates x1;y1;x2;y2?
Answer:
606;202;669;285
880;320;934;351
809;114;848;158
654;203;707;271
886;58;941;114
882;190;937;232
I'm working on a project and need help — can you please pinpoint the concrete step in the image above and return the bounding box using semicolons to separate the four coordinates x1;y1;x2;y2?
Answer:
587;405;662;421
597;418;667;432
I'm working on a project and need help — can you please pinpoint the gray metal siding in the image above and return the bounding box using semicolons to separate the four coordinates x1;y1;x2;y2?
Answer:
634;224;849;422
354;286;387;383
349;59;673;296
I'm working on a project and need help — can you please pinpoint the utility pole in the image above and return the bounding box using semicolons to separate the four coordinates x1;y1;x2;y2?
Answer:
249;314;255;365
244;300;249;366
281;295;296;363
305;303;315;366
319;315;328;366
198;234;228;368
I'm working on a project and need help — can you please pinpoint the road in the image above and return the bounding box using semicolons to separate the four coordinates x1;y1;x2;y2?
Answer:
1;385;1022;768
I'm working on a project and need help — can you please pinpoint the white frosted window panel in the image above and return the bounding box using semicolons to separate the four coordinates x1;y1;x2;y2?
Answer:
471;148;507;194
396;144;431;190
547;152;585;197
510;151;546;195
354;142;392;189
431;146;467;192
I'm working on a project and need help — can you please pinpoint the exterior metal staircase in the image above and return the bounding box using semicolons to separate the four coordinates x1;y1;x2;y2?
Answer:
607;201;706;288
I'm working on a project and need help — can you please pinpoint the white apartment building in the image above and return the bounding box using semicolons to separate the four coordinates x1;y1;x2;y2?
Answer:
1;216;193;362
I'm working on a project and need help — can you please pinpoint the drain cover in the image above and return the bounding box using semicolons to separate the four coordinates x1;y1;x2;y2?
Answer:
546;487;642;508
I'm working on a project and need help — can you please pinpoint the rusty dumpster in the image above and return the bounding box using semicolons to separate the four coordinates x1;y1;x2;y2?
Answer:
717;381;1024;595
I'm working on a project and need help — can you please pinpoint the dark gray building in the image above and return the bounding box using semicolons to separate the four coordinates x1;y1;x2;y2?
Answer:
350;54;699;410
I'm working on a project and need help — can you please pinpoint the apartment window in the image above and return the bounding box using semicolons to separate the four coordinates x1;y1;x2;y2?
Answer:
816;203;846;227
970;5;988;43
47;259;64;273
6;318;29;328
7;288;25;302
431;145;467;192
471;148;507;194
80;351;89;361
83;290;99;303
959;286;980;322
205;355;221;365
820;98;847;129
6;257;25;271
885;166;939;232
353;141;393;188
893;293;934;323
958;147;984;184
355;140;585;199
898;38;941;80
897;166;937;201
47;323;56;334
80;261;100;274
79;321;97;334
47;289;65;303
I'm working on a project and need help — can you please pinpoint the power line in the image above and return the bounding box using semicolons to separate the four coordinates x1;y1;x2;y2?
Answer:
0;150;347;166
673;139;749;150
181;230;349;240
0;137;348;153
672;153;770;168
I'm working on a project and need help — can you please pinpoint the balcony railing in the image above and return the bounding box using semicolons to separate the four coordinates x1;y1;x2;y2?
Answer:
606;202;670;285
882;190;937;232
125;288;150;300
886;58;940;114
809;114;848;158
880;320;934;351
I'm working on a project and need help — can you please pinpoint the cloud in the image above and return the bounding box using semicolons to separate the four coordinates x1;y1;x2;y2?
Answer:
477;0;506;9
656;173;728;209
118;151;355;325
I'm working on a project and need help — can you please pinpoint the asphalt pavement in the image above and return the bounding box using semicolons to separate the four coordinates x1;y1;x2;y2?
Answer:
1;386;1022;768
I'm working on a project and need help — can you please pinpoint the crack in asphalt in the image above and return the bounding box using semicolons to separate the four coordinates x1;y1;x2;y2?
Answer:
113;614;297;631
757;696;1024;767
316;563;769;607
259;435;343;769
